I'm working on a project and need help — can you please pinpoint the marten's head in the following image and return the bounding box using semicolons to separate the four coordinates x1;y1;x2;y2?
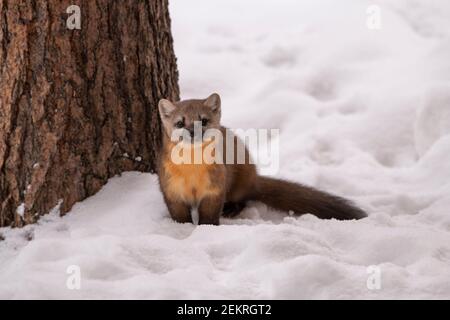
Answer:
158;93;221;143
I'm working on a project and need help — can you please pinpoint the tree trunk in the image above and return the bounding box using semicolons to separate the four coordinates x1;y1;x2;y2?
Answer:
0;0;179;227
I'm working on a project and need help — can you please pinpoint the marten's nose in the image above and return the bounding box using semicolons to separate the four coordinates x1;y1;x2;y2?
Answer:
188;128;195;138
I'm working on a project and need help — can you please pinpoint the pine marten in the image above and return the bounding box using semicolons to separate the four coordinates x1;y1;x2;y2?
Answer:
157;93;367;225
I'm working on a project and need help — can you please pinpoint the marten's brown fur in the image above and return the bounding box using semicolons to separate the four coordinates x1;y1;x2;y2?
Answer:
157;93;367;225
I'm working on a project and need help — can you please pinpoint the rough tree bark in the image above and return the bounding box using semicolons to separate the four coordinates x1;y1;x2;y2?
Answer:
0;0;179;227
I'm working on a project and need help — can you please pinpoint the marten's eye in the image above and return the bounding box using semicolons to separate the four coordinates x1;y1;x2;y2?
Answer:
175;120;184;128
201;118;209;126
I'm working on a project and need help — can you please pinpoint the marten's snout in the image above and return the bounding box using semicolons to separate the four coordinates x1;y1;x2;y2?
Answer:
185;122;204;143
187;128;195;138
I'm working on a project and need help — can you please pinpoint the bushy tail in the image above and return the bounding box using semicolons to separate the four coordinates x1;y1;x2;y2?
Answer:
251;176;367;220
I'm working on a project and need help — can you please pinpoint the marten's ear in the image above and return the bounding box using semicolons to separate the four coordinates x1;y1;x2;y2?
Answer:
158;99;177;118
204;93;221;113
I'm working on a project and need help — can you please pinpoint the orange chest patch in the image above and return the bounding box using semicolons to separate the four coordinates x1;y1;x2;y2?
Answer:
163;159;221;204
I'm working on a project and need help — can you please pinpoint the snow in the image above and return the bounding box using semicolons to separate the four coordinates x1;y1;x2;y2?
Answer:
1;0;450;299
16;204;25;218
